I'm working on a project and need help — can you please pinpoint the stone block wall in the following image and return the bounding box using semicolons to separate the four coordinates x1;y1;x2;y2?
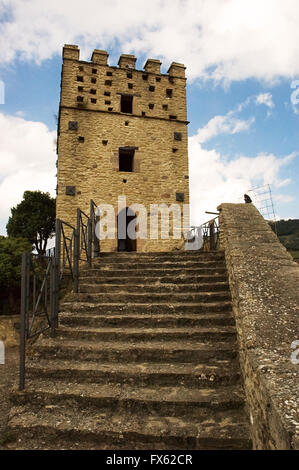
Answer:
218;203;299;449
56;45;189;251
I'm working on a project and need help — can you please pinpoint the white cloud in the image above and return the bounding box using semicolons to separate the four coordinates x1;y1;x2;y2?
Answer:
255;93;274;109
0;112;56;234
195;112;255;143
0;0;299;84
188;128;297;225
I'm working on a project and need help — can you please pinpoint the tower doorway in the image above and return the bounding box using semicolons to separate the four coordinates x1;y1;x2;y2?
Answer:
117;207;136;252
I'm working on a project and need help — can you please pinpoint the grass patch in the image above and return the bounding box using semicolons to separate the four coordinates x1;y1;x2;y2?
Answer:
0;430;16;445
290;250;299;260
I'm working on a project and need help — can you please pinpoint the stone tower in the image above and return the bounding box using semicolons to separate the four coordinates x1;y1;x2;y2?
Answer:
56;44;189;252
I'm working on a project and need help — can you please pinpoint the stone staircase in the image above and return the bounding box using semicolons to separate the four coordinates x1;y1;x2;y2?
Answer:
8;251;252;450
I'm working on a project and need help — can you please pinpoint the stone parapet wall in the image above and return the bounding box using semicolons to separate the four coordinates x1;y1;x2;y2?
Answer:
218;203;299;449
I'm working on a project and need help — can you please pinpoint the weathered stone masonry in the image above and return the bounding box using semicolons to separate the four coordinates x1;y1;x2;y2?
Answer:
56;45;189;252
218;203;299;450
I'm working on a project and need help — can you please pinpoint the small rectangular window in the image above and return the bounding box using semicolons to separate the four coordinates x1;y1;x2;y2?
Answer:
78;66;84;72
169;115;177;120
77;96;84;102
166;89;173;98
78;136;84;142
91;77;97;84
142;74;148;81
119;148;134;172
128;83;133;89
68;121;78;131
78;86;83;92
105;80;112;86
92;68;97;74
106;71;113;76
90;89;96;94
104;91;111;96
127;72;133;79
149;103;154;109
174;132;182;141
105;100;111;105
149;85;155;92
121;95;133;113
162;104;168;110
156;77;161;82
77;76;84;82
91;98;97;103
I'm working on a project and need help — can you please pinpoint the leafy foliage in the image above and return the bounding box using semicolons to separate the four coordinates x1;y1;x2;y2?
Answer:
0;236;32;289
269;219;299;251
6;191;56;255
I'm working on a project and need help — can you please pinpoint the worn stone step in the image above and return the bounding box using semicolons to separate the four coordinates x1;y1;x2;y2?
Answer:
65;291;231;304
26;359;241;387
59;301;233;315
12;380;246;416
55;325;236;342
79;274;228;285
59;312;235;328
82;267;227;277
33;338;238;362
78;282;230;293
8;405;251;450
91;260;226;270
97;250;225;260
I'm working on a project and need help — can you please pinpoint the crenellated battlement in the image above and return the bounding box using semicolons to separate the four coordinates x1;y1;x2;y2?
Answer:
62;45;186;79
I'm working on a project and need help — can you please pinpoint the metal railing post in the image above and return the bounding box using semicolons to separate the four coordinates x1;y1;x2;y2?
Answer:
19;252;29;391
209;220;215;251
88;202;93;269
74;209;80;293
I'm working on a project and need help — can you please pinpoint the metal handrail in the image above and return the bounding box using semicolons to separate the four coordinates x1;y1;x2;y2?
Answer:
19;200;99;390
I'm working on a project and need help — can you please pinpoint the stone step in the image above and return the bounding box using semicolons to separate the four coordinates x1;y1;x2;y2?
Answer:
55;325;236;342
59;312;235;328
60;301;233;315
65;291;231;304
26;359;241;387
82;267;227;277
91;260;226;270
12;380;246;416
79;274;228;285
8;405;251;450
78;282;230;293
98;251;225;260
33;338;238;362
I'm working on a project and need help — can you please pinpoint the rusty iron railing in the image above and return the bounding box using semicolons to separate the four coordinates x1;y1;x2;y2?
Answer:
185;215;220;251
19;200;99;390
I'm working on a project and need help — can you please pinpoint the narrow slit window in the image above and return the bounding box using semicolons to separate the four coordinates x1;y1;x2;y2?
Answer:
119;148;134;172
166;89;173;98
121;95;133;113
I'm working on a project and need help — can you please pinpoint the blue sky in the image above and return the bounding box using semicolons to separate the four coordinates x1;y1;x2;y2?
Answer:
0;0;298;234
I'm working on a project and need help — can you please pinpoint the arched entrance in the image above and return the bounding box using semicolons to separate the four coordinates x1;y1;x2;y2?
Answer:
117;207;136;252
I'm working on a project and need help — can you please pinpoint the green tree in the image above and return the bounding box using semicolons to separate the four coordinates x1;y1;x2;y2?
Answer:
6;191;56;255
0;236;32;289
0;236;32;315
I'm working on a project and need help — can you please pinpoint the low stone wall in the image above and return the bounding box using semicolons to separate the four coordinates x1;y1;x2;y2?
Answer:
218;203;298;450
0;315;19;348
